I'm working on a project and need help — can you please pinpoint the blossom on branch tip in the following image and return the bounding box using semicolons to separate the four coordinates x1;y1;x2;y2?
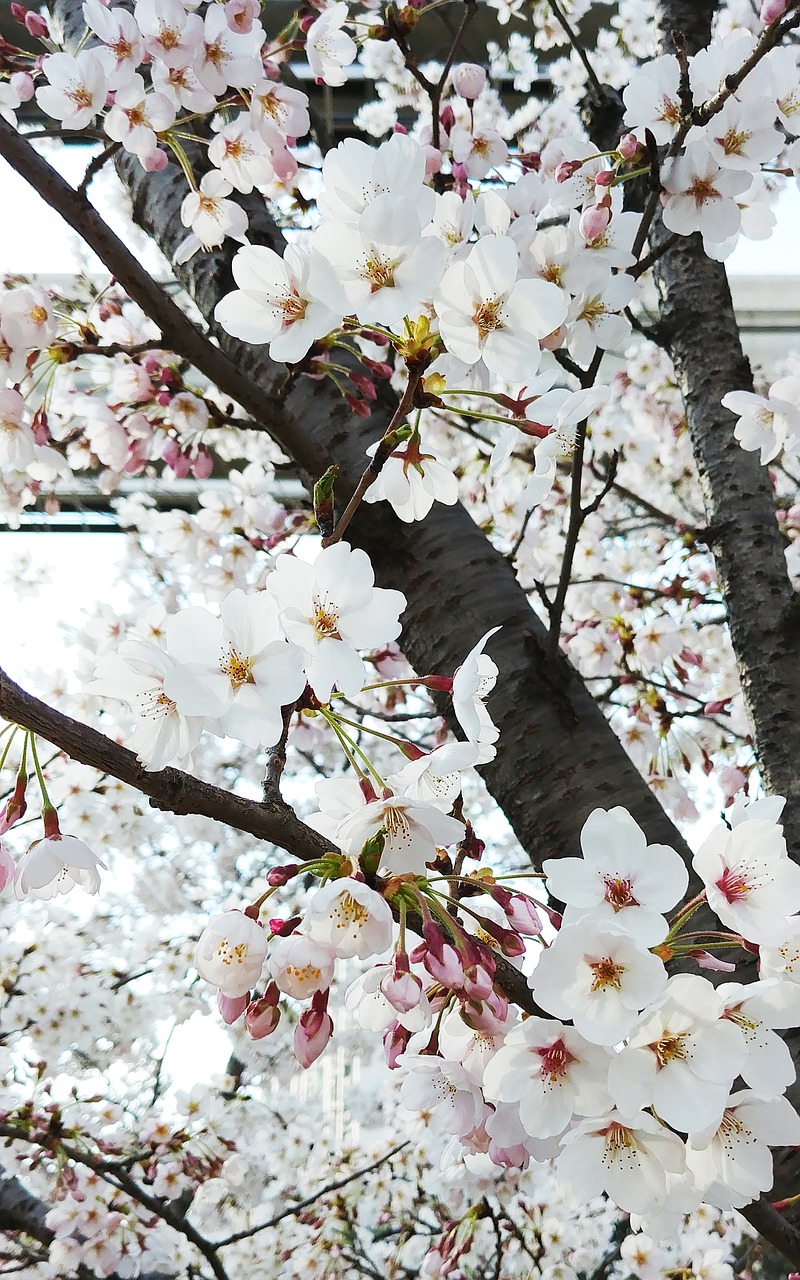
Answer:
338;794;465;877
302;877;394;960
542;805;688;946
195;909;267;998
14;834;106;900
214;243;343;364
268;542;406;703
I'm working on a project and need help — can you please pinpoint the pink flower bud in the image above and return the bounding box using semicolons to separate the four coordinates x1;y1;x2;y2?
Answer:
217;990;249;1024
345;392;371;419
439;104;456;134
191;447;213;480
351;373;377;401
594;167;615;187
379;955;424;1013
294;1003;333;1068
24;10;49;38
424;145;443;176
271;148;298;182
383;1019;410;1068
245;986;281;1039
503;894;542;936
423;941;464;988
10;72;35;102
10;4;27;24
579;203;611;244
267;864;299;887
142;148;169;173
618;132;641;162
554;159;582;183
761;0;789;22
452;62;487;102
689;949;737;973
362;357;393;380
393;122;409;135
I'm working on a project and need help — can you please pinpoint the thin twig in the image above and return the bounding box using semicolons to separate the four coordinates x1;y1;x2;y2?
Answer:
77;141;121;197
548;0;605;98
322;369;422;547
547;349;605;654
211;1143;410;1247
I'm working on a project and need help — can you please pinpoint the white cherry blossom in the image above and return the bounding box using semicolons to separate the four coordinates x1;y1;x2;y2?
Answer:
434;236;567;382
557;1110;687;1217
90;637;204;770
177;172;249;261
530;923;668;1045
14;835;106;900
542;805;689;946
268;542;406;702
661;143;751;247
163;588;307;749
399;1054;488;1136
607;974;747;1131
215;243;342;364
718;978;800;1094
686;1092;800;1208
389;742;483;810
338;794;465;876
195;909;267;998
268;933;336;999
302;878;394;960
451;626;501;754
693;811;800;945
306;2;357;88
35;51;108;130
363;432;459;523
481;1017;613;1138
722;378;800;464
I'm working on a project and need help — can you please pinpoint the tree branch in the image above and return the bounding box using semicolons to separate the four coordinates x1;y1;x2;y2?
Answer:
0;667;333;861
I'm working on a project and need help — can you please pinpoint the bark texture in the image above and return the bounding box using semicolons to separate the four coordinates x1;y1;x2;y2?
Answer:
650;2;800;846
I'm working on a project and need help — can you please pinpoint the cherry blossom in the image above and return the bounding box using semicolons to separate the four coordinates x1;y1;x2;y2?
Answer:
451;626;501;754
607;974;747;1131
302;878;394;960
268;933;336;999
399;1054;488;1136
90;637;205;770
14;834;106;900
195;909;267;998
557;1109;687;1216
721;378;800;463
542;806;689;945
306;2;357;88
686;1092;800;1208
215;243;343;364
660;143;751;248
693;807;800;945
163;588;307;749
481;1017;613;1138
363;432;459;523
268;542;406;702
338;794;465;877
530;923;668;1045
35;51;107;130
434;235;567;382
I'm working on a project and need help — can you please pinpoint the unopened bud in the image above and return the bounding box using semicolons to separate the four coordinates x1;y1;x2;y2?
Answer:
618;132;642;162
579;202;611;243
25;10;49;38
760;0;789;23
452;62;487;102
